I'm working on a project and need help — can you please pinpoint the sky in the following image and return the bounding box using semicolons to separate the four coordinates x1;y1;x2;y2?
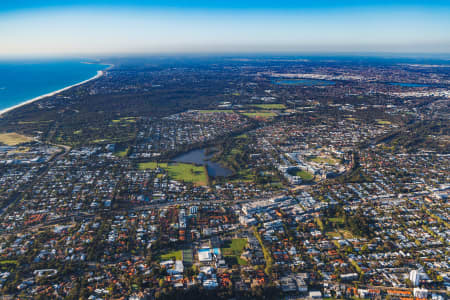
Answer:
1;0;450;57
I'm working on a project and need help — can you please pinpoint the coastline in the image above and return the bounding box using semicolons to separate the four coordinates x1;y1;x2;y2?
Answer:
0;65;111;117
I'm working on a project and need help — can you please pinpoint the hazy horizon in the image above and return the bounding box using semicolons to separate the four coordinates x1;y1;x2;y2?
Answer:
1;1;450;58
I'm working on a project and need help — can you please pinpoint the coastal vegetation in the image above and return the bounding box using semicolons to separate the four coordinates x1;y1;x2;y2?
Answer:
0;64;240;146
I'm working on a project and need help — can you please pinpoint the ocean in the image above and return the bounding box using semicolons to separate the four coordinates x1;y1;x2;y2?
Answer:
0;60;107;112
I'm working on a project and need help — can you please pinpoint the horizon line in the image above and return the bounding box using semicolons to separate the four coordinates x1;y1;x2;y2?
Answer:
1;51;450;60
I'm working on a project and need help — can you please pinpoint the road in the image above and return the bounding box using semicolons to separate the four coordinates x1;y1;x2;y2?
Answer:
0;143;71;216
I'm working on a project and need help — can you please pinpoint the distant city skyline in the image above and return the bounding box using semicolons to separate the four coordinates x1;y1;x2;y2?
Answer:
1;0;450;58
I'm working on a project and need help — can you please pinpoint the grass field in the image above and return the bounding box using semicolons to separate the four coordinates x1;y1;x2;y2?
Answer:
182;249;193;265
159;250;182;261
0;132;33;146
8;146;30;154
294;170;314;181
251;104;286;109
379;144;395;151
115;150;128;157
0;260;18;265
91;139;106;143
308;155;339;165
268;181;284;189
327;231;342;238
236;133;248;139
241;111;277;120
138;162;208;186
18;120;53;125
138;162;160;169
230;169;255;183
0;259;19;271
198;110;234;114
328;217;345;224
327;229;354;239
339;230;354;239
376;119;392;125
231;148;243;155
222;238;248;266
112;117;137;123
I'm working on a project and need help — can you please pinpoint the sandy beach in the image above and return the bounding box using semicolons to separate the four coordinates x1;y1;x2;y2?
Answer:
0;67;108;117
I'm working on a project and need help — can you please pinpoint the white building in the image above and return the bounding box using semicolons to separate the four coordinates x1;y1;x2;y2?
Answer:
413;288;428;299
409;270;420;286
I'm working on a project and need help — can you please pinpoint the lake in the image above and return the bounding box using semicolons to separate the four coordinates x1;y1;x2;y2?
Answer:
173;148;232;177
274;78;335;86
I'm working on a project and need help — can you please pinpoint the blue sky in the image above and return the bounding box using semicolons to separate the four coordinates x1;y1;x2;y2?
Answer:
1;1;449;57
2;1;450;11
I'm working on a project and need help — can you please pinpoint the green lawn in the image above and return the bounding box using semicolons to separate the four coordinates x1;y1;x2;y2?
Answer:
222;238;247;255
231;148;243;155
138;162;208;186
182;249;193;265
294;170;314;181
0;260;18;271
376;119;392;125
251;104;286;109
222;238;248;266
198;110;234;114
328;217;345;224
232;169;255;183
138;162;162;170
338;229;355;239
91;139;107;143
241;111;277;119
159;250;182;261
268;181;284;189
114;149;128;157
308;155;339;165
327;231;342;238
112;117;137;123
0;260;18;265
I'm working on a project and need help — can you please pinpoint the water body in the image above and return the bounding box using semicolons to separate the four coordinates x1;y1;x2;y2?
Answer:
173;148;232;177
0;60;108;111
274;79;335;86
388;82;429;87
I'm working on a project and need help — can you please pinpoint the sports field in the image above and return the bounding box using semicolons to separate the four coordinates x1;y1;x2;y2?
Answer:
0;132;33;146
138;162;208;186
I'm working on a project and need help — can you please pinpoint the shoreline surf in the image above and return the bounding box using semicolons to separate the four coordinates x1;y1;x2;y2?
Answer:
0;64;112;117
